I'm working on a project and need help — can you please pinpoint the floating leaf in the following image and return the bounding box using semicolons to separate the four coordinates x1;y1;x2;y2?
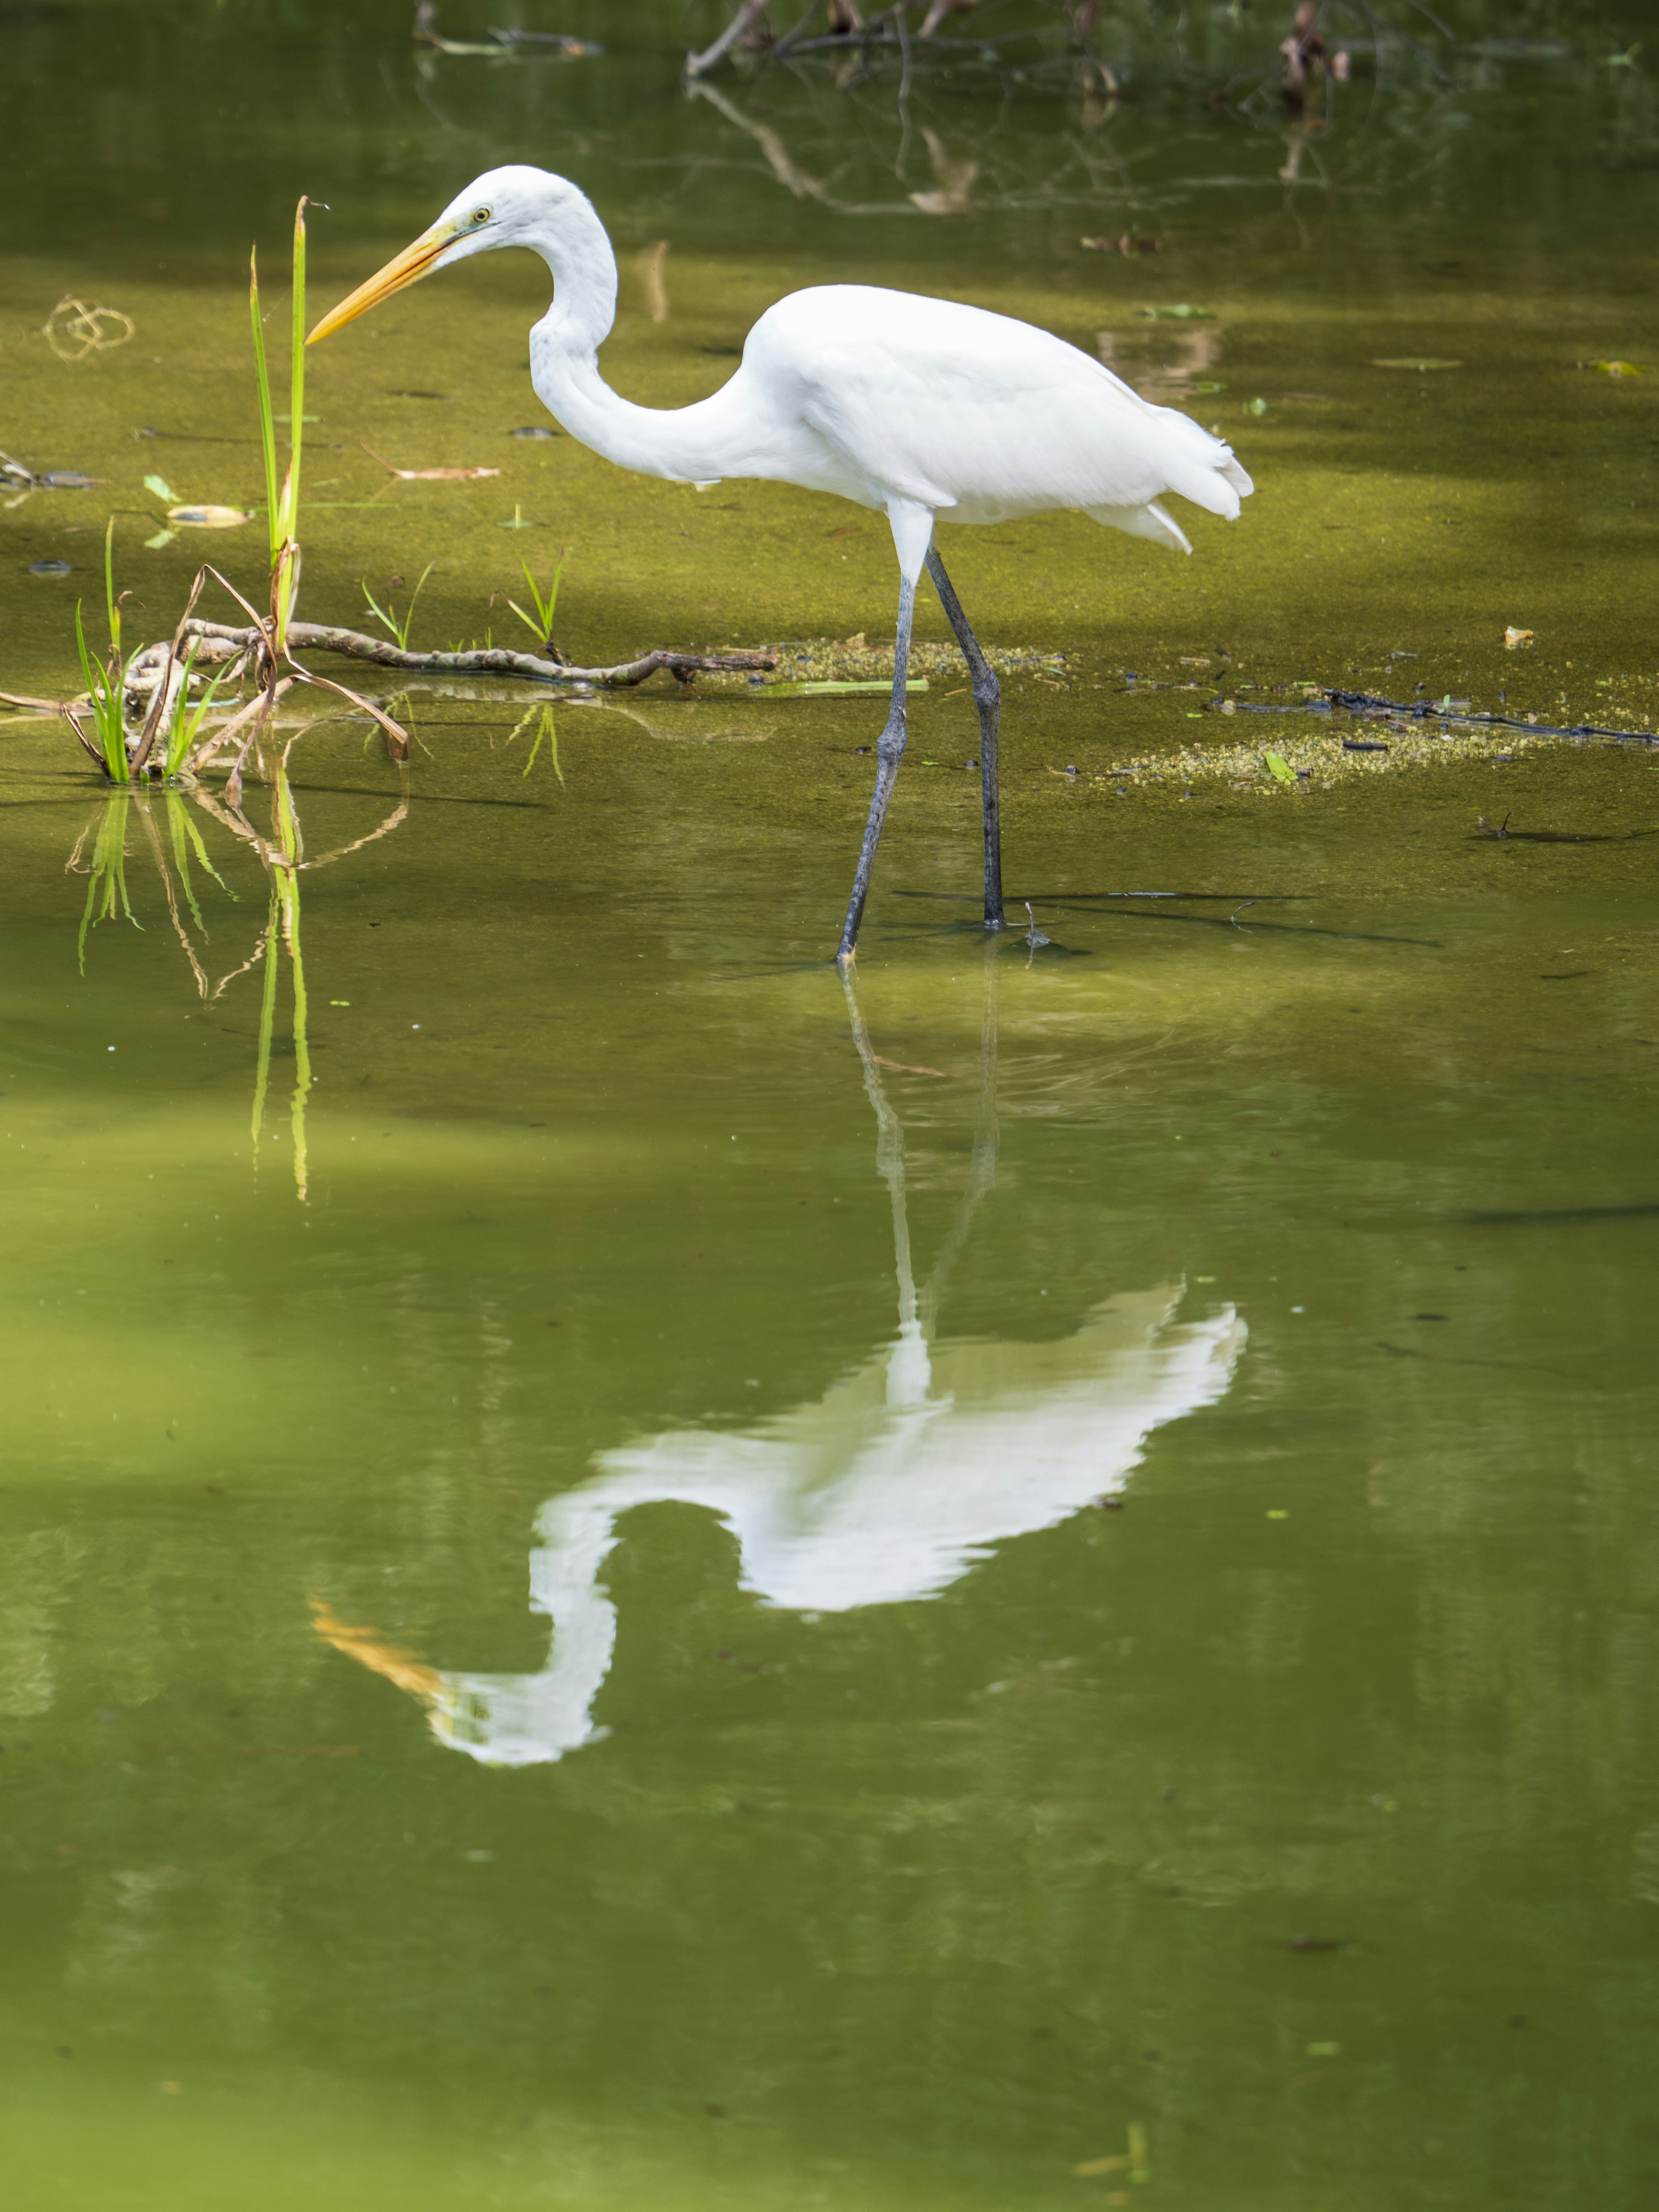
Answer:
143;473;177;503
1503;625;1534;648
1245;397;1268;416
166;504;251;529
1371;356;1462;371
1580;359;1642;377
1264;752;1297;783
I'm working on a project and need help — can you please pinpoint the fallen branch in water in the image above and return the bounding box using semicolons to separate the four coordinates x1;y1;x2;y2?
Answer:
1323;687;1659;745
178;619;778;689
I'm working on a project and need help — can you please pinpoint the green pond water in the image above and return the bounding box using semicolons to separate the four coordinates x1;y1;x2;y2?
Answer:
3;4;1659;2207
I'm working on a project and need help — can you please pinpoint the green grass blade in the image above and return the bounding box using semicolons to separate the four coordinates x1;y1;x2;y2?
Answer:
103;516;119;655
286;198;307;546
73;601;127;782
250;249;281;566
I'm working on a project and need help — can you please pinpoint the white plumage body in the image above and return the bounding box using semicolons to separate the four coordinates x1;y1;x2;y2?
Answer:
531;273;1252;560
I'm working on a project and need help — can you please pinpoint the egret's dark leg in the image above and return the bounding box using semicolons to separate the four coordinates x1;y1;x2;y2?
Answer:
836;569;917;964
924;544;1004;931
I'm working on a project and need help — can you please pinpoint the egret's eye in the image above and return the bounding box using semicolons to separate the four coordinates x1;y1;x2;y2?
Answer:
471;207;491;225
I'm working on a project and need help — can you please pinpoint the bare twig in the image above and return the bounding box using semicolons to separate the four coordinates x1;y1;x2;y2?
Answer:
178;618;777;690
686;0;775;78
129;566;212;776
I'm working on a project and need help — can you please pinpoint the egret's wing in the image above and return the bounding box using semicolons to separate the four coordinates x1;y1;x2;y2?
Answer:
747;286;1252;523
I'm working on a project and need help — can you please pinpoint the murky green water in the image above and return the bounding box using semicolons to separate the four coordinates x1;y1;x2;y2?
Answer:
4;6;1659;2207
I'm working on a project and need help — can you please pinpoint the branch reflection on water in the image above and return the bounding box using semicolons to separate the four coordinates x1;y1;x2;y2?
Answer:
316;946;1246;1765
67;731;409;1201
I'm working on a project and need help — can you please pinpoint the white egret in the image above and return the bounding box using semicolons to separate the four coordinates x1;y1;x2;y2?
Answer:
310;166;1253;959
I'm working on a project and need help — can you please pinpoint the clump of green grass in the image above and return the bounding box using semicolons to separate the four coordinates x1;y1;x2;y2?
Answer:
66;519;132;782
362;563;433;651
154;641;238;780
507;556;566;657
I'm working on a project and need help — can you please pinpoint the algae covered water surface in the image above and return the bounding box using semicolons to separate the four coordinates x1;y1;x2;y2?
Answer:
3;6;1658;2210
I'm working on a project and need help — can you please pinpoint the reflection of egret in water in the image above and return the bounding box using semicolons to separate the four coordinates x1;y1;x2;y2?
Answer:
67;736;407;1199
318;950;1245;1766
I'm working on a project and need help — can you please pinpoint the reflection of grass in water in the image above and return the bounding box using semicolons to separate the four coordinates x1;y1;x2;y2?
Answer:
72;788;239;988
68;793;141;971
361;563;432;652
507;702;564;782
70;743;405;1205
164;788;232;929
249;761;311;1201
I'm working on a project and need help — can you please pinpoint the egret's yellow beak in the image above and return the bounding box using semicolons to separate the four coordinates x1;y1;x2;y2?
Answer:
307;222;458;345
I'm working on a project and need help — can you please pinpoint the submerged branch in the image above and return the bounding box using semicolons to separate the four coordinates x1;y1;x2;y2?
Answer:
178;619;778;689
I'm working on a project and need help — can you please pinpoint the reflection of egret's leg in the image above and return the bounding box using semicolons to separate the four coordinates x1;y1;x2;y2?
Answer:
840;966;930;1405
921;934;1000;1335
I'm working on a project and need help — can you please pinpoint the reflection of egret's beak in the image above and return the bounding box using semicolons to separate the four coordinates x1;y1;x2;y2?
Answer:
307;226;456;344
310;1597;443;1698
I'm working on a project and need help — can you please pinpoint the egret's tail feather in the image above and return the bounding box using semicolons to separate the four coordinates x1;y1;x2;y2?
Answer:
1086;500;1193;555
1149;407;1253;521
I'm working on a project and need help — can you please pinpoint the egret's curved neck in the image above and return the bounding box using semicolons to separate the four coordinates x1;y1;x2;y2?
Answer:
528;188;618;358
521;188;726;484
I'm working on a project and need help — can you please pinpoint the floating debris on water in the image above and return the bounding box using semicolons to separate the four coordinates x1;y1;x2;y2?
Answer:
509;425;558;439
414;5;601;58
28;558;72;577
41;295;135;361
2;448;100;490
1372;356;1462;371
362;442;500;481
691;637;1067;691
168;504;252;529
1504;626;1534;648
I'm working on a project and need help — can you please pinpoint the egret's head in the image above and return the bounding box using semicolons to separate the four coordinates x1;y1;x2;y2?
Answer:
308;166;578;344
